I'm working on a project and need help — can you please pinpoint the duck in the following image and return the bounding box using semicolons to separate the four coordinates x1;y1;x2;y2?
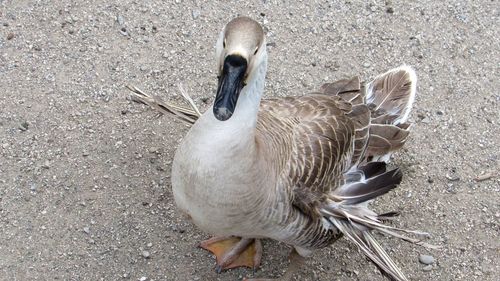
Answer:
130;16;434;281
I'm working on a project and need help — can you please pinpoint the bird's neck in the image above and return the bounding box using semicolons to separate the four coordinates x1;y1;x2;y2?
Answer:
230;56;267;127
189;57;268;182
201;56;267;145
182;57;270;201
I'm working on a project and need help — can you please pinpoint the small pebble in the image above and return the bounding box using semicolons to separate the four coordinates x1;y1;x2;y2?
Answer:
386;7;395;14
419;254;435;265
83;226;90;234
191;10;200;19
19;121;29;131
142;250;150;258
139;277;147;281
421;117;430;124
116;15;124;25
446;174;460;181
422;265;433;271
120;27;128;36
7;32;15;40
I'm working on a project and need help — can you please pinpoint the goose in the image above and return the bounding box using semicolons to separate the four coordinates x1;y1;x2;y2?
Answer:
130;16;435;281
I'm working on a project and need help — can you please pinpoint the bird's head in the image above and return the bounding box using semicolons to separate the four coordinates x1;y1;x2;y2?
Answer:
213;16;267;121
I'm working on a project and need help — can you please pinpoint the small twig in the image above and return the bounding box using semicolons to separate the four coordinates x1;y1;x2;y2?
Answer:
474;172;496;182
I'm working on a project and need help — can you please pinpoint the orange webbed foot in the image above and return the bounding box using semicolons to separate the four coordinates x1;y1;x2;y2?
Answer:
199;236;262;273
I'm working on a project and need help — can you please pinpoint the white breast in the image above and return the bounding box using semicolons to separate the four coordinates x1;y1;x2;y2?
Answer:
171;112;267;236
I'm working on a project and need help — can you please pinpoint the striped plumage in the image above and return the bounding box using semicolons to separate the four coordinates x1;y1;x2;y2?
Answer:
251;70;416;252
131;17;433;281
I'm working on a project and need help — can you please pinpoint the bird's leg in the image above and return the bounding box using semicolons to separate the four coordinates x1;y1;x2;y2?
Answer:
199;236;262;273
243;248;305;281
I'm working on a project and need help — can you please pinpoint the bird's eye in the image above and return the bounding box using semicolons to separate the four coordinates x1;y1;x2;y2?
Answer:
253;47;259;55
223;39;226;48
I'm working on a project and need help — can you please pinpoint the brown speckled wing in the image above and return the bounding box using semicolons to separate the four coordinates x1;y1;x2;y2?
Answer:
256;71;414;219
257;94;358;217
320;77;371;167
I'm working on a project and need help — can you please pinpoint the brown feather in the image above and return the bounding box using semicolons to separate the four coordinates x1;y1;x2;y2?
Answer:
320;76;360;96
366;66;416;124
335;168;402;205
257;94;356;218
367;124;410;156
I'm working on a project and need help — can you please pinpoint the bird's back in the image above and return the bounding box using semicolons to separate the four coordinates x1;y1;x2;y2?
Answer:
253;68;416;248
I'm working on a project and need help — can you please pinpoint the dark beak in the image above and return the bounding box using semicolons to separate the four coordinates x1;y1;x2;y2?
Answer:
213;54;247;121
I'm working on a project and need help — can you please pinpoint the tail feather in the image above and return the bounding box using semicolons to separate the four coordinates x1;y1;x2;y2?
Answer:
320;66;417;162
323;159;437;281
337;167;402;205
364;66;416;161
326;217;409;281
366;124;411;157
320;76;360;97
358;161;387;178
322;199;436;281
366;65;417;125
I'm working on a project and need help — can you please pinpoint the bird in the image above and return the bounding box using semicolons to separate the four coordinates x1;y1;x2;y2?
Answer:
130;16;435;281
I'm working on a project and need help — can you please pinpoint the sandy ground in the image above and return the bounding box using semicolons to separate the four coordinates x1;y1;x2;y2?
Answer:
1;0;499;280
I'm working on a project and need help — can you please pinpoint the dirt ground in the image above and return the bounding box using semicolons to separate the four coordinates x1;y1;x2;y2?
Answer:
1;1;498;280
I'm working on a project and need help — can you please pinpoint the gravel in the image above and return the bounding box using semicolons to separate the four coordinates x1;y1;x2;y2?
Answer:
422;265;433;272
419;254;435;265
141;250;151;259
83;226;90;234
0;1;498;281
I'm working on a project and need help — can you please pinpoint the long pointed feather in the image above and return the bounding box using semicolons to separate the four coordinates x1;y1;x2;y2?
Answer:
328;218;409;281
126;85;200;124
336;168;402;204
178;83;202;117
324;205;432;238
377;228;441;250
